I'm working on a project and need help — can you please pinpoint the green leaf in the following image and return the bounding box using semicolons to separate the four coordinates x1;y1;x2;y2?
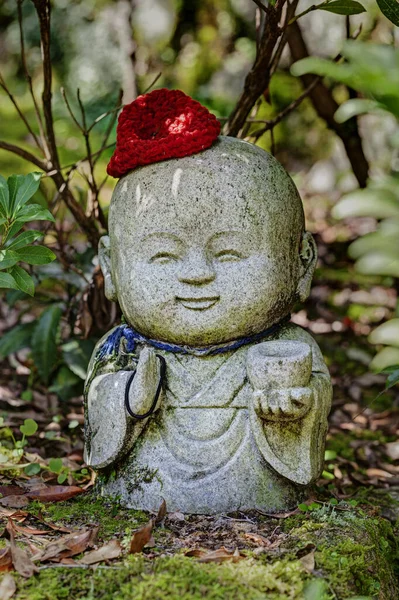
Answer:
376;0;399;26
31;305;62;384
48;366;82;401
0;174;9;217
8;172;42;216
14;245;56;266
0;271;18;290
15;204;55;223
24;463;41;476
57;473;68;484
9;266;35;297
62;339;96;380
324;450;337;461
298;503;309;512
386;369;399;389
0;321;36;359
335;98;383;123
318;0;366;14
48;457;63;474
0;249;19;270
7;230;43;251
20;418;38;436
69;420;79;429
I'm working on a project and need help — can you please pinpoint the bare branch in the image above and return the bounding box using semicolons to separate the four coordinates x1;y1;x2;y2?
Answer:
252;0;268;13
16;0;49;159
142;72;162;95
223;2;286;137
0;71;43;153
0;140;47;170
248;77;320;140
31;0;60;170
61;88;84;132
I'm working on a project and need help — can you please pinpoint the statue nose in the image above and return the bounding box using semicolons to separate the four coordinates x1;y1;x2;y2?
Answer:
177;251;216;285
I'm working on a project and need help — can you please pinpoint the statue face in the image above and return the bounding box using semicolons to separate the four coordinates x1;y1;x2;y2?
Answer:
106;139;308;345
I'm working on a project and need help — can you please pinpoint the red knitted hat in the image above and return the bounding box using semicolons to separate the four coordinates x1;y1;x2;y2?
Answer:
107;89;221;178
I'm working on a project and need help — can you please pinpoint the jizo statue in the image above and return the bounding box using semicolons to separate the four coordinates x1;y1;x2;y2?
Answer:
84;90;332;514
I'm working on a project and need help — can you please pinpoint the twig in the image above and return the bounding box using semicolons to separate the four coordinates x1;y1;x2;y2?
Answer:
252;0;268;13
0;140;47;170
0;72;43;153
17;0;49;159
142;72;162;95
61;88;84;132
32;0;60;171
248;77;321;139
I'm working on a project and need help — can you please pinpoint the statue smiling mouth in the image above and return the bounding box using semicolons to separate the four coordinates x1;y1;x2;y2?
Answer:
176;296;220;310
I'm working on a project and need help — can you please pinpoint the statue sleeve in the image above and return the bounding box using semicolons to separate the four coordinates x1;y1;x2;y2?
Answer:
83;330;145;470
249;324;332;485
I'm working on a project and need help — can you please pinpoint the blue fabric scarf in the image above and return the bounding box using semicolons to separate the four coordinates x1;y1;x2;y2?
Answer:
96;314;291;360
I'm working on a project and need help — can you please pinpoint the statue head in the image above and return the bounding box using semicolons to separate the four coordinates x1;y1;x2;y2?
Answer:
100;136;317;346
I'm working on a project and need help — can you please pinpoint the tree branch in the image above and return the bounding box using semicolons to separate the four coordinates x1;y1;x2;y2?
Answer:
287;20;369;187
0;141;47;170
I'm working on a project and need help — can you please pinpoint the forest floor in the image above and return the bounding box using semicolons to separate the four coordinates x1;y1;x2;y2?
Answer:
1;206;399;599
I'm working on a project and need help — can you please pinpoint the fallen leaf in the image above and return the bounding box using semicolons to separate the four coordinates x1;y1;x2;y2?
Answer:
155;499;167;524
385;441;399;461
129;520;154;554
79;540;122;565
26;486;84;502
299;550;315;573
0;486;24;498
0;496;29;509
7;518;48;537
9;532;38;578
0;509;28;521
0;547;13;573
34;513;72;533
189;546;244;564
366;468;393;479
244;532;270;546
185;548;205;558
0;573;16;599
35;528;98;562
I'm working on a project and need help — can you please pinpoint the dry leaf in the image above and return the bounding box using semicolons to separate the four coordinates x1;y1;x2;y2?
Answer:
299;550;315;573
366;468;393;479
185;548;205;558
0;548;13;573
385;441;399;461
0;573;16;600
129;520;154;554
0;486;24;498
244;532;270;546
79;540;122;565
26;486;84;502
9;532;38;578
36;528;97;562
7;518;49;537
155;499;167;524
0;496;29;509
257;508;298;519
190;547;244;564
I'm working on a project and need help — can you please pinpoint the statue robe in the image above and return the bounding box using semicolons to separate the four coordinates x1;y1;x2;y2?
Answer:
84;323;331;514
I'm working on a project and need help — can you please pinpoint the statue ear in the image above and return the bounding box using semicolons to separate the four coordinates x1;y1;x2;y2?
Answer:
297;231;317;302
98;235;117;302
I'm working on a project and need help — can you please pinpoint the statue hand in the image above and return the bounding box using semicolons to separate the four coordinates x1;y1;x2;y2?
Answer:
253;387;313;421
126;347;163;417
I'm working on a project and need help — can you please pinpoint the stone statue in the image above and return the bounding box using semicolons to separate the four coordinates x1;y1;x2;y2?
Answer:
84;133;332;514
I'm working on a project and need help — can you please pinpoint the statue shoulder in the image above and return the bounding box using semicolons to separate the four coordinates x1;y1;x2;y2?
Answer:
85;325;139;391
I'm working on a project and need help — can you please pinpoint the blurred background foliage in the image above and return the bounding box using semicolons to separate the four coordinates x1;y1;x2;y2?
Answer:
0;0;399;405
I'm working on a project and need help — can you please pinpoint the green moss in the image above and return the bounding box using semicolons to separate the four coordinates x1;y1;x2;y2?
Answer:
12;555;309;600
281;503;399;599
29;493;148;539
4;494;399;600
